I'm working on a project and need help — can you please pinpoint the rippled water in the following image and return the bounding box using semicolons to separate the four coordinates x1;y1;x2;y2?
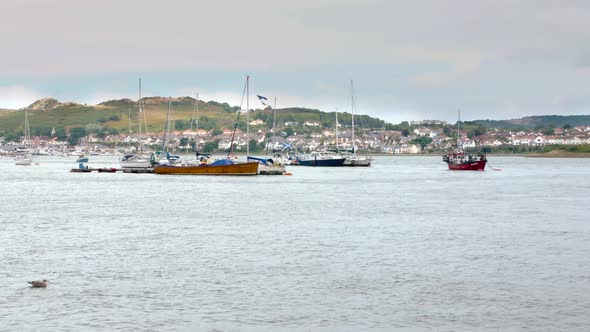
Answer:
1;155;589;331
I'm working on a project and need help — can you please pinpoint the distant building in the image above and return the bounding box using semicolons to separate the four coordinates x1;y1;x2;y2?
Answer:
410;120;448;126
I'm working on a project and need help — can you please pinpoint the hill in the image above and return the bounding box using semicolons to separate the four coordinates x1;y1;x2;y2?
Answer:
472;115;590;130
0;97;385;139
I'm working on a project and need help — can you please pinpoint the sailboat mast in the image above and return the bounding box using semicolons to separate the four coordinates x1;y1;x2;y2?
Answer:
196;92;199;131
335;110;339;150
127;104;131;136
272;96;277;135
138;78;142;153
351;80;355;154
171;100;175;139
25;110;30;149
246;75;250;157
272;96;277;153
163;100;171;152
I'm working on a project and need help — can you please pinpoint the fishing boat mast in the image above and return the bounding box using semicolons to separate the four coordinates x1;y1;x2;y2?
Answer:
457;109;461;151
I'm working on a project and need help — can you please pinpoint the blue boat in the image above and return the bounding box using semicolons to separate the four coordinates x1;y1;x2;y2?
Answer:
297;151;346;167
76;155;89;163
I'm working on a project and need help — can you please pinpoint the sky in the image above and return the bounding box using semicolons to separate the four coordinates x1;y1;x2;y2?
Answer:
1;0;590;123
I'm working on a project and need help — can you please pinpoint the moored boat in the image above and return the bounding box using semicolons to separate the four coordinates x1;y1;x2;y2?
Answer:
15;155;33;166
443;110;487;171
343;80;372;167
297;151;346;167
154;159;259;175
14;110;34;166
343;155;372;167
248;156;286;175
121;78;152;169
76;154;89;163
443;152;487;171
120;154;152;168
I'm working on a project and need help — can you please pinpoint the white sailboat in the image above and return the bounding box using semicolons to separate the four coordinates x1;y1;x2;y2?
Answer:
297;111;347;167
121;78;152;168
15;110;33;166
344;80;372;167
157;100;181;165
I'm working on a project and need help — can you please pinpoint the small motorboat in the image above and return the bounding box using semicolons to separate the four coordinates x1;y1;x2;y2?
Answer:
76;155;89;163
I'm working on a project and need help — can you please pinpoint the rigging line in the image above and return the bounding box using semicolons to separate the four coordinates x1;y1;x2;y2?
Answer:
189;93;197;132
353;92;369;155
186;92;198;159
143;105;148;143
228;78;248;157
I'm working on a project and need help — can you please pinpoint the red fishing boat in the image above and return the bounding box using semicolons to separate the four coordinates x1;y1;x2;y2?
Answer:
443;151;487;171
443;109;487;171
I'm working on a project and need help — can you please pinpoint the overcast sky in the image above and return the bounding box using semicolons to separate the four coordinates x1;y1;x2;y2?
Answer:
1;0;589;123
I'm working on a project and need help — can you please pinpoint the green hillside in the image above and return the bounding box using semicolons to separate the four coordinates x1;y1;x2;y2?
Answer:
473;115;590;130
0;97;386;140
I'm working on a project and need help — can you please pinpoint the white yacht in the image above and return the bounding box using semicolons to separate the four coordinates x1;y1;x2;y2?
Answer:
120;154;151;168
14;110;34;166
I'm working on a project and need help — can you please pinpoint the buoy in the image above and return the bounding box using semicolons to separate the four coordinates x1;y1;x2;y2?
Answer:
284;172;293;176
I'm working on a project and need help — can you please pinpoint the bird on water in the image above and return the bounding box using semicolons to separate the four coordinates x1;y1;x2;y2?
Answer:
27;280;48;288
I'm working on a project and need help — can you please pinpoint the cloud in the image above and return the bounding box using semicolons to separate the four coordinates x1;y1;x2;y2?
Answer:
2;1;590;122
4;0;587;75
0;85;42;109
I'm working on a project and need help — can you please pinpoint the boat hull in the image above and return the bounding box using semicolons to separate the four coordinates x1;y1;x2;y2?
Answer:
343;157;372;167
258;164;286;175
120;160;151;168
446;160;487;171
15;158;33;166
298;158;347;167
154;161;259;175
120;161;152;168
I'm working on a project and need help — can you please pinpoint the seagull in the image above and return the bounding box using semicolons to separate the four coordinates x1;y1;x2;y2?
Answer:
27;280;48;288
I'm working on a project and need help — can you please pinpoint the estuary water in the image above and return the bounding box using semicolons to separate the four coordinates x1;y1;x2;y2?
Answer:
0;155;589;331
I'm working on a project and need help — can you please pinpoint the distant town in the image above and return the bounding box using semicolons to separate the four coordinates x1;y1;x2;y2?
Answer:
2;117;590;157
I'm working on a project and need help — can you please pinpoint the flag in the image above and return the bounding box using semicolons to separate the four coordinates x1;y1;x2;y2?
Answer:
257;95;269;106
281;142;293;150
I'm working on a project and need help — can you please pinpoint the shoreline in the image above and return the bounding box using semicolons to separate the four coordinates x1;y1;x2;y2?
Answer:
367;152;590;158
